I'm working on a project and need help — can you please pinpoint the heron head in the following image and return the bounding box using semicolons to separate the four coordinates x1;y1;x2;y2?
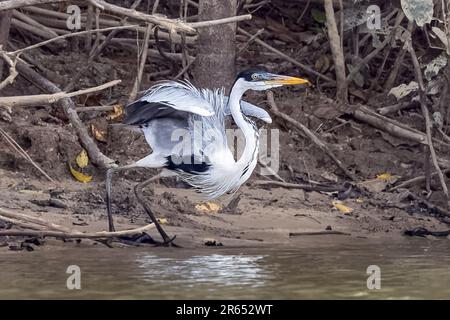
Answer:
235;69;310;91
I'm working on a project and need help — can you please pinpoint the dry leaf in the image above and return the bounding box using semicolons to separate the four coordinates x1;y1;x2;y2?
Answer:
332;201;353;214
376;173;392;181
107;105;123;121
91;124;107;143
157;218;168;225
69;163;92;183
76;149;89;169
195;202;221;213
356;197;364;203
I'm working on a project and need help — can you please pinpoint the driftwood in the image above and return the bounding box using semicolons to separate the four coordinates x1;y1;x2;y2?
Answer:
0;225;155;239
0;207;155;239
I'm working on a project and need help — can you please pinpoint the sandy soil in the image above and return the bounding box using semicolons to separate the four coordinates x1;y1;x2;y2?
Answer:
1;164;448;252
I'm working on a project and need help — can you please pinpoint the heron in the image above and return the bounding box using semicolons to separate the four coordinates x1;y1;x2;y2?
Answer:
106;69;309;245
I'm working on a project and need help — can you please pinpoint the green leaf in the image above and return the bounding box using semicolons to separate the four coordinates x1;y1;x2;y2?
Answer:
311;8;326;24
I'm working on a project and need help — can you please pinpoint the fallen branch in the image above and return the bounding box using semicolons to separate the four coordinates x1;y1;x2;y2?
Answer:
0;0;65;11
91;0;195;34
0;207;77;233
0;224;155;239
267;91;357;181
0;79;121;108
15;60;117;169
253;180;343;192
289;230;351;236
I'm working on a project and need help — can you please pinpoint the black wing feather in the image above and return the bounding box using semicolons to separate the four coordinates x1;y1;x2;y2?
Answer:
123;101;188;126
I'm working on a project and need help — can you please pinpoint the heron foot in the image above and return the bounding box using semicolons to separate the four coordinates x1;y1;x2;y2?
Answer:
116;232;179;247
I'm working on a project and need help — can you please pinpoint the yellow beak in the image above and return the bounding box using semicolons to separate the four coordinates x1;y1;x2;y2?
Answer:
265;75;310;86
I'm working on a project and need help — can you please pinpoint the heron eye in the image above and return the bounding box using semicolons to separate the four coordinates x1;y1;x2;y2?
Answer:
251;73;260;80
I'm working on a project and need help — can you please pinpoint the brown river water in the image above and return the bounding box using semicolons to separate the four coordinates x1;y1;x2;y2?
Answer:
0;237;449;299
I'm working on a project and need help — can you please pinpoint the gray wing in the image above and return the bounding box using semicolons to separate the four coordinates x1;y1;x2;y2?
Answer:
223;96;272;123
123;81;215;126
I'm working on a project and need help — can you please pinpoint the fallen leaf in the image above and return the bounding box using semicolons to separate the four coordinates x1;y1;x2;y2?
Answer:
195;202;221;213
107;105;123;121
356;197;364;203
376;173;392;181
388;81;419;100
69;163;92;183
157;218;168;225
91;124;107;143
332;201;353;214
76;149;89;169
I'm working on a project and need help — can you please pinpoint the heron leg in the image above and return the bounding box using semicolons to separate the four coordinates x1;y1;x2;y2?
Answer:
106;163;140;232
134;174;177;246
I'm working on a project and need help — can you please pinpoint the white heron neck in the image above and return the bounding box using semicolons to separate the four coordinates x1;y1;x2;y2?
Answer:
229;80;258;166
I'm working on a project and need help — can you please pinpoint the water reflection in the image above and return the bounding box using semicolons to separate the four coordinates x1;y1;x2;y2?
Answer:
136;254;271;287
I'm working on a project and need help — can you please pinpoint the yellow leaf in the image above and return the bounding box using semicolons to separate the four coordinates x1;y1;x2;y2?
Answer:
91;124;107;143
195;202;221;213
356;197;364;203
107;105;123;121
69;163;92;183
332;201;353;214
376;173;392;181
76;149;89;169
157;218;168;225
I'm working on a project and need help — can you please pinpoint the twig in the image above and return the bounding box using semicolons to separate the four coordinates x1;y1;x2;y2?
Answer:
75;105;116;112
128;23;151;103
407;32;450;208
173;57;196;80
238;27;334;83
0;79;121;108
267;91;356;181
289;230;350;236
0;127;55;182
9;25;139;55
390;169;450;191
0;49;18;91
253;180;343;192
188;14;252;28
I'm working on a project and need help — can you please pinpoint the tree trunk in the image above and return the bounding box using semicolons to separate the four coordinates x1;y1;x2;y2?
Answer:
324;0;347;103
0;1;12;80
193;0;237;92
